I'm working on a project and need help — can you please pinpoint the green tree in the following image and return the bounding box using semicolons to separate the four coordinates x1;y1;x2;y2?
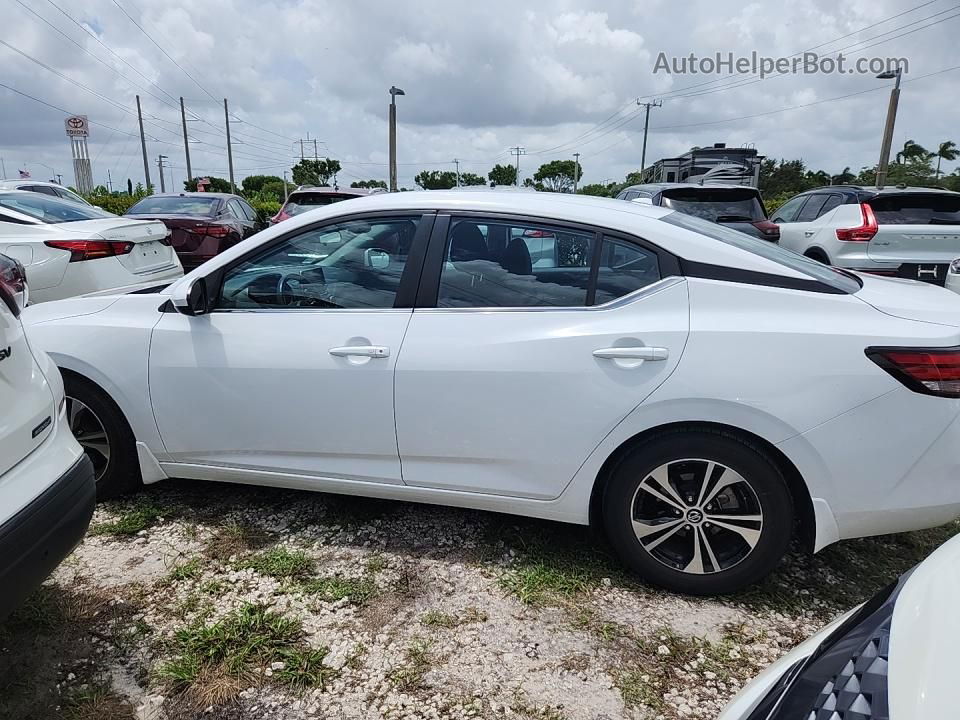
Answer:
184;176;232;193
350;179;387;189
458;172;486;186
934;140;958;180
831;166;857;185
242;175;283;194
532;160;582;193
578;182;617;197
488;164;517;186
414;170;458;189
259;180;292;201
291;159;341;187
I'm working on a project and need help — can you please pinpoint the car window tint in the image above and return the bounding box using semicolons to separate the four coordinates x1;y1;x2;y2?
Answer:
436;218;594;308
240;200;258;222
796;195;828;222
28;185;59;196
868;193;960;224
770;196;807;223
226;199;246;219
818;194;844;218
128;196;219;215
218;216;419;310
594;238;661;305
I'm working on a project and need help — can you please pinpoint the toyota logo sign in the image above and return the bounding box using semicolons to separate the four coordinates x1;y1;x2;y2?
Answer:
64;115;89;137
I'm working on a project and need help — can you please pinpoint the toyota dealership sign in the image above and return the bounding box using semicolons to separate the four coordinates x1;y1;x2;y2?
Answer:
64;115;89;138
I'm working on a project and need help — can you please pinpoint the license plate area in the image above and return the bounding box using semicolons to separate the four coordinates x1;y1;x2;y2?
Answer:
897;263;947;286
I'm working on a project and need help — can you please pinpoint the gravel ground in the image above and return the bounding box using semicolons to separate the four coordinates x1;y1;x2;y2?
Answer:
1;480;956;720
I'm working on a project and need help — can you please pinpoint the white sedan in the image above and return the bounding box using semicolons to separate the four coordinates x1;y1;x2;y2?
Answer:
720;531;960;720
0;190;183;303
22;191;960;595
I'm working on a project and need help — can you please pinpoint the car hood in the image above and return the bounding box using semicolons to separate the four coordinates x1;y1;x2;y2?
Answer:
22;295;123;325
888;532;960;720
855;272;960;328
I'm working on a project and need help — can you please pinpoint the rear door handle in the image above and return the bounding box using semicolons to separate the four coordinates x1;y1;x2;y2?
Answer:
593;346;669;361
329;345;390;358
804;230;816;237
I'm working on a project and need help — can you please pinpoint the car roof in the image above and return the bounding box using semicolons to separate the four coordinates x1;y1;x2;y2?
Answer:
169;189;816;287
795;185;960;196
620;183;761;193
288;186;381;196
145;192;234;199
0;179;66;190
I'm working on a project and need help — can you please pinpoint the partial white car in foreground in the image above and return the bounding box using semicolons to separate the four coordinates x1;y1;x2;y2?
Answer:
720;531;960;720
0;253;94;619
948;258;960;294
22;191;960;595
0;190;183;303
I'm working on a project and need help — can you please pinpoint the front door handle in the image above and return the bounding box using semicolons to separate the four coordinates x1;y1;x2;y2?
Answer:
329;345;390;358
593;346;669;361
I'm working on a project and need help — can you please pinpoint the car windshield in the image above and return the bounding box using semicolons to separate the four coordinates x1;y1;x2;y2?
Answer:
660;211;862;294
660;188;766;223
0;193;114;223
284;193;354;216
868;193;960;225
127;196;219;215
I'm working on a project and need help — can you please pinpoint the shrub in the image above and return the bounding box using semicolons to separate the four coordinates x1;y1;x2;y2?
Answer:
85;193;140;215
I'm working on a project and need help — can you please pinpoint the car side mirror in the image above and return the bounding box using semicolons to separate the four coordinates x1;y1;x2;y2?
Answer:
171;276;209;316
364;248;390;269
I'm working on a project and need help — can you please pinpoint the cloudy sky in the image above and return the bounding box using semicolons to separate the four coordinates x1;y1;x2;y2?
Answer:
2;0;958;191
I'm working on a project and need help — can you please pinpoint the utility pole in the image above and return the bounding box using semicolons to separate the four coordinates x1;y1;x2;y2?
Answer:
509;146;526;186
107;169;113;193
312;139;319;162
180;97;192;182
136;95;152;194
572;152;581;193
282;170;289;203
298;139;305;161
453;158;460;187
0;157;5;179
636;98;662;177
223;98;235;193
875;64;904;189
388;86;405;192
156;154;167;193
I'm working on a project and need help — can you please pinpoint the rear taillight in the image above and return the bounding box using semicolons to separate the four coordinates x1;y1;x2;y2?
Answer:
867;347;960;398
0;254;28;316
836;203;878;242
158;229;172;246
192;224;231;237
751;219;780;241
44;240;134;262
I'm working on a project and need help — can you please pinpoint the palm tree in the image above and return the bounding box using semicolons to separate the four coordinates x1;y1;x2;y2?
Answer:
895;139;931;164
934;140;959;180
831;166;856;184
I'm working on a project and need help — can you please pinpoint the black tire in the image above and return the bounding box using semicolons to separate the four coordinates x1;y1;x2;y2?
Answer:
602;428;793;595
804;249;830;265
63;374;141;500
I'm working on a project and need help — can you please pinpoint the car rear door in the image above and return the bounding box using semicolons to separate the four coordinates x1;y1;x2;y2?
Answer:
865;192;960;284
393;214;689;500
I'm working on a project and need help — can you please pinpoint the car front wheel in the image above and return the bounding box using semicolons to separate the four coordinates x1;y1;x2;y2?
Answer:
602;429;794;595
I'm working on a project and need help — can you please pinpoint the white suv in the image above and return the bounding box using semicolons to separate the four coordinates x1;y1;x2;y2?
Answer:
0;253;94;619
774;185;960;286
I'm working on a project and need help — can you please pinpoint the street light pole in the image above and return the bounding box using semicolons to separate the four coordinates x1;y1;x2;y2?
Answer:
389;86;405;192
875;64;903;190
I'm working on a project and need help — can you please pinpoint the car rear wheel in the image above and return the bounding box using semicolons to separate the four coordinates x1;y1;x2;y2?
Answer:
64;375;141;500
602;429;793;595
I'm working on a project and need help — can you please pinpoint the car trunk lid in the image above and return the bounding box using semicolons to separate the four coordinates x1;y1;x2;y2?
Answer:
55;219;178;275
866;193;960;273
131;214;230;256
854;271;960;328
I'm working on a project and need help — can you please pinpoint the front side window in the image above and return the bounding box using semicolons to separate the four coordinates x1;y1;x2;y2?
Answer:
218;216;419;310
770;196;807;223
437;218;595;308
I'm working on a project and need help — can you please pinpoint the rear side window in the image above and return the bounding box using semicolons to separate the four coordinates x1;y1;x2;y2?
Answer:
795;195;828;222
868;193;960;225
819;194;844;218
660;211;861;294
594;238;660;305
660;188;766;222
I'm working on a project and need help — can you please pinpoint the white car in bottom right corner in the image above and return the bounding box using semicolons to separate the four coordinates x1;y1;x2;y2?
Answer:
947;258;960;294
720;531;960;720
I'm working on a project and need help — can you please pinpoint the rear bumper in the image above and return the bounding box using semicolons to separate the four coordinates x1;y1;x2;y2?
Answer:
0;453;95;619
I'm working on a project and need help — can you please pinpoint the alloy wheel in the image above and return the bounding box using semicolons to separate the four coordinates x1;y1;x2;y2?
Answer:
66;396;111;482
630;459;763;574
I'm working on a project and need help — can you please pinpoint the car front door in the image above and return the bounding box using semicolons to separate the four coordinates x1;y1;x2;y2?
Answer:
769;195;810;254
393;214;689;500
148;212;432;484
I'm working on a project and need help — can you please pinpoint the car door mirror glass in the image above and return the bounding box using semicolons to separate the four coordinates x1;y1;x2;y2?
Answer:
364;248;390;269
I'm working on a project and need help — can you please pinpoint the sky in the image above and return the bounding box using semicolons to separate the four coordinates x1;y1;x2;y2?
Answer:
1;0;958;191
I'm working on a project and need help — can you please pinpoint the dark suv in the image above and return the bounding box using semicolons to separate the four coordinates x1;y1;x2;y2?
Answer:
272;187;386;224
616;183;779;241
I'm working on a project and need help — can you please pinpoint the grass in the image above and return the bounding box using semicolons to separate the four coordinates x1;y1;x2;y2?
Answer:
420;607;488;628
63;683;134;720
299;575;376;605
204;521;269;562
165;557;202;583
388;638;434;692
157;604;336;706
239;547;315;579
89;504;162;537
499;561;595;605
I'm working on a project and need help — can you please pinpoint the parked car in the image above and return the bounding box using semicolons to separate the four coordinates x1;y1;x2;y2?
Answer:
0;179;92;206
615;183;779;241
0;253;95;619
773;185;960;285
272;187;385;224
948;257;960;294
22;191;960;595
125;192;265;271
0;190;183;304
720;531;960;720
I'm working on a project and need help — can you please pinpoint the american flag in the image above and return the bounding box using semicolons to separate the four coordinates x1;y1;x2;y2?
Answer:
18;169;30;179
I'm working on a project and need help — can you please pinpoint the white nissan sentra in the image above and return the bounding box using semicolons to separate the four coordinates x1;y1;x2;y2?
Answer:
22;191;960;595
